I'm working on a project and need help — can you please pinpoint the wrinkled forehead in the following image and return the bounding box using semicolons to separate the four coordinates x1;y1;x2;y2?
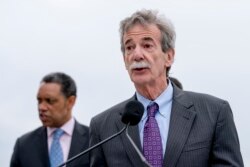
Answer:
123;24;162;44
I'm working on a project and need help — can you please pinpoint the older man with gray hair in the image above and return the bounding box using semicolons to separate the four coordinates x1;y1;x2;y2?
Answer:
89;9;243;167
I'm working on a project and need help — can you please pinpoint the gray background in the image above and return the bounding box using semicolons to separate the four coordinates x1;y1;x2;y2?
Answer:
1;0;249;166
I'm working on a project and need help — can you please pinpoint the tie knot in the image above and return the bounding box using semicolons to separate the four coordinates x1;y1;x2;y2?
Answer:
147;102;159;117
53;129;64;140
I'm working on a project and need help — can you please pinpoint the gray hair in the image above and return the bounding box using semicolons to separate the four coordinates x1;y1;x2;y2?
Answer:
41;72;77;98
119;9;176;55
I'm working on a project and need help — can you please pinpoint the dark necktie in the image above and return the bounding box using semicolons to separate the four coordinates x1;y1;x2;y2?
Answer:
143;102;163;167
49;128;64;167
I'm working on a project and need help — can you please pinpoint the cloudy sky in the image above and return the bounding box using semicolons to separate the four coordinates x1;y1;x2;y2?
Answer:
1;0;249;166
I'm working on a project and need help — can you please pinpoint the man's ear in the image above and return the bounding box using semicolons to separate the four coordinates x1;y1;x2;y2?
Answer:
67;96;76;110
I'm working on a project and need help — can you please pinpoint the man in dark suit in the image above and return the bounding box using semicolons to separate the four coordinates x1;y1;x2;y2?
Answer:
89;9;244;167
169;77;183;90
10;72;89;167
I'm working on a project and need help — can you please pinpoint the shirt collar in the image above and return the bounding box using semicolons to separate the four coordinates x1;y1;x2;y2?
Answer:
136;80;173;120
47;117;75;137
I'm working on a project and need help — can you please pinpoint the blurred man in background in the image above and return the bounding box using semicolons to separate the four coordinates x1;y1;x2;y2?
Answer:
10;72;89;167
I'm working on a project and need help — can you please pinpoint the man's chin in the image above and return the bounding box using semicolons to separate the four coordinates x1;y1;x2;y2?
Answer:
42;123;49;127
41;121;52;127
132;78;150;86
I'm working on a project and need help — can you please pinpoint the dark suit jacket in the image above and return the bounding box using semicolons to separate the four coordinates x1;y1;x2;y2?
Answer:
10;120;89;167
89;83;244;167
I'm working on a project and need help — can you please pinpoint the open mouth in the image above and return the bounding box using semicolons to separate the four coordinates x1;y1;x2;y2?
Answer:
134;68;145;71
39;113;48;121
133;67;149;72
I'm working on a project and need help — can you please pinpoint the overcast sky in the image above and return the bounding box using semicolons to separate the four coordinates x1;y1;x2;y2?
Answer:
1;0;250;166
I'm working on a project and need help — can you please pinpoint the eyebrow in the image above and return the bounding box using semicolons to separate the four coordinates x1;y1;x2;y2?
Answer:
124;39;132;46
124;37;154;46
142;37;154;42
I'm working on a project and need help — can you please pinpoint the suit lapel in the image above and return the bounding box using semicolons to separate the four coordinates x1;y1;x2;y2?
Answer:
115;98;145;167
115;87;196;167
163;86;196;167
67;121;88;167
35;127;50;167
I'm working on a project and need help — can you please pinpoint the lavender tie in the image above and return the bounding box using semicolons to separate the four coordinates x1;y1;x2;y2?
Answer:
143;102;163;167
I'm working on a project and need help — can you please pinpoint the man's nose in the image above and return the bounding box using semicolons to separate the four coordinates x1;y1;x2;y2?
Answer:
132;46;144;61
38;102;48;111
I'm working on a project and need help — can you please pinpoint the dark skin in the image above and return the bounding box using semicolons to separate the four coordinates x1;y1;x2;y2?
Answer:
37;82;76;127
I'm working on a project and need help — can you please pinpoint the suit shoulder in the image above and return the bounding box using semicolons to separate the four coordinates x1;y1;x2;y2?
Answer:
79;124;89;131
75;121;89;134
179;90;232;117
15;126;45;144
76;120;89;129
91;98;131;124
184;90;228;105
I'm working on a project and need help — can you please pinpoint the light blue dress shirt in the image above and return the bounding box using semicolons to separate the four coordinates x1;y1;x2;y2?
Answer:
136;82;173;156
